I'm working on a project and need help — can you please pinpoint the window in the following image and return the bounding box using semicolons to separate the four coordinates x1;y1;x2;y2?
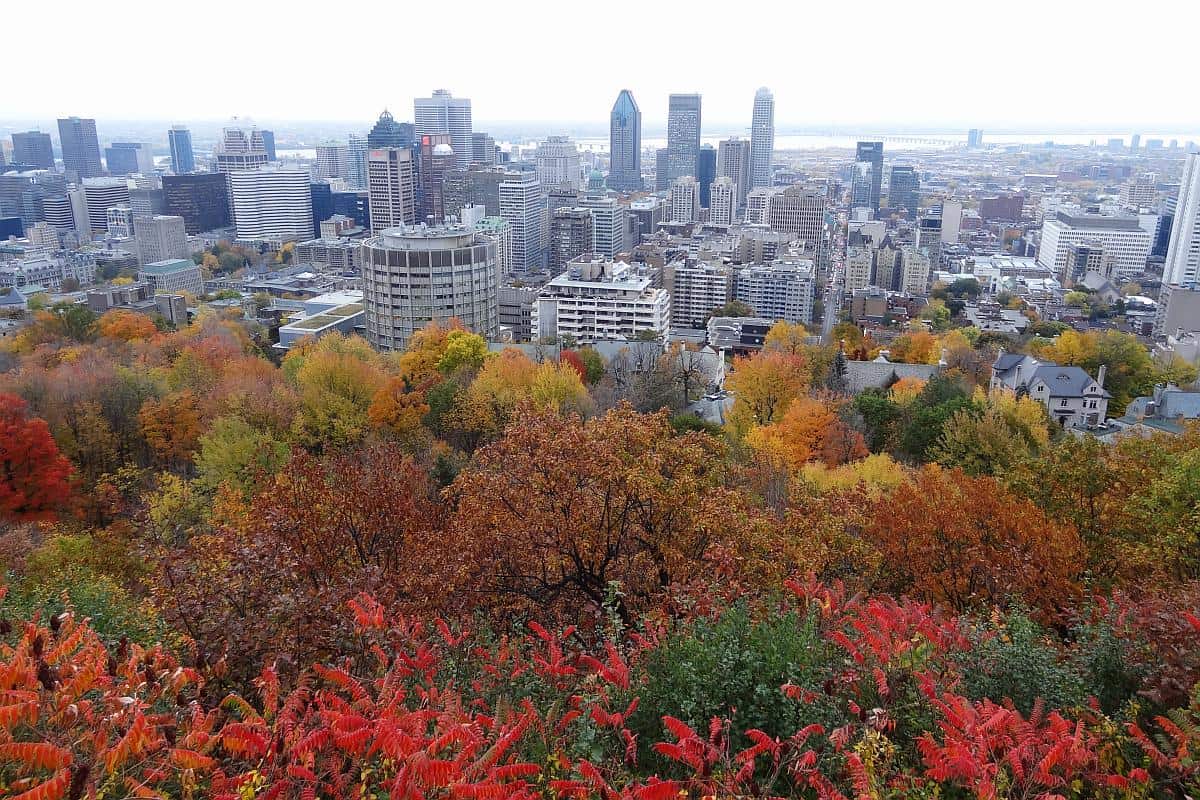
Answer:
1060;399;1068;407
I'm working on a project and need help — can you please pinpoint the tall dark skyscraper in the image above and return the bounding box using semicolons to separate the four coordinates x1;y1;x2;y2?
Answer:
11;131;54;169
310;182;334;237
887;165;919;216
169;126;195;173
608;89;642;191
368;110;414;149
667;94;702;182
57;117;103;178
260;130;277;160
697;145;716;208
655;148;670;192
855;141;884;212
162;173;231;234
333;190;370;229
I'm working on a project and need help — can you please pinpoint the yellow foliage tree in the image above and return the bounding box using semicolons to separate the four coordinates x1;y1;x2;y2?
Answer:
725;350;810;436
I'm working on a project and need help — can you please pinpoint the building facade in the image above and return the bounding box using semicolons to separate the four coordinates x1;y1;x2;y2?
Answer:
57;117;103;178
532;256;669;343
735;260;816;324
168;126;194;174
499;171;548;272
717;138;752;207
138;258;204;296
414;90;472;169
134;215;188;264
1037;211;1152;281
361;224;499;351
367;148;416;232
550;207;593;272
162;173;230;234
669;176;701;223
663;259;733;328
608;89;642;191
227;169;313;241
11;132;54;170
1163;153;1200;286
666;94;702;183
749;87;775;189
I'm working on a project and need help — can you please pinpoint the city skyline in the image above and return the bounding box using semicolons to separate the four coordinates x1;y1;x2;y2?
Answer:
5;0;1199;130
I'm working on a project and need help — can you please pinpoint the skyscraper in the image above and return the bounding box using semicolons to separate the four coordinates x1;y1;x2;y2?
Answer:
368;110;413;149
310;182;334;237
887;165;919;216
697;145;716;208
749;87;775;189
855;141;884;212
709;177;736;226
471;133;497;166
134;215;189;264
227;169;312;240
11;131;54;170
550;207;593;272
967;129;983;149
608;89;642;192
347;134;370;190
260;130;276;161
414;90;472;169
669;176;701;223
577;195;628;259
367;147;417;232
315;142;351;179
717;138;752;206
1163;152;1200;287
214;127;269;172
168;126;195;174
162;173;230;233
655;149;670;192
667;94;702;183
57;117;103;178
104;142;154;176
534;136;581;190
499;171;548;273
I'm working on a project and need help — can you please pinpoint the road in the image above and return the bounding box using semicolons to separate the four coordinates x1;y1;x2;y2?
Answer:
822;211;848;344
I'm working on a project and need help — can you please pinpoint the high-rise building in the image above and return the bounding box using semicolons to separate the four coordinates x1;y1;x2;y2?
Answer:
414;90;472;169
534;136;581;189
168;126;194;174
11;132;54;170
697;145;716;208
549;207;593;272
0;171;66;227
736;260;816;324
1163;152;1200;286
214;127;269;172
1121;172;1158;208
361;224;499;351
134;215;189;264
367;147;416;232
471;133;497;166
347;134;369;190
608;89;642;191
57;117;103;178
1037;211;1153;282
576;195;628;259
368;110;413;149
499;171;548;273
107;206;135;239
967;129;983;149
855;141;884;212
315;142;351;179
332;190;371;229
899;247;931;295
81;178;131;234
850;161;874;212
666;94;702;183
669;176;701;223
226;169;313;241
845;246;874;292
655;148;670;192
717;138;752;206
749;87;775;189
887;166;919;216
105;142;154;176
709;177;736;226
310;182;334;237
766;184;826;244
416;134;455;223
663;259;733;328
532;256;669;343
940;199;963;245
162;173;230;234
260;130;276;161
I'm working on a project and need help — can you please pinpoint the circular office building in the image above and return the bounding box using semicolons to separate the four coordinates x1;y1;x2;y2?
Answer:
361;224;499;351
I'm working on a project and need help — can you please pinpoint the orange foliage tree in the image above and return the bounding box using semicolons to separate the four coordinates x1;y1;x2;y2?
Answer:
867;465;1083;618
96;309;159;342
0;393;73;522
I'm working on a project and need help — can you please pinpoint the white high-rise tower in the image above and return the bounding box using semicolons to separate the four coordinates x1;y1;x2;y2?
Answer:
414;90;473;169
1164;152;1200;286
749;87;775;190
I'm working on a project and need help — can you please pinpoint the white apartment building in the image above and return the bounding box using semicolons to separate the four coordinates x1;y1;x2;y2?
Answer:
577;195;628;259
845;246;874;292
663;259;733;328
668;176;701;223
367;148;416;232
499;171;548;273
745;187;776;225
532;255;669;343
475;216;513;279
767;184;826;244
709;177;736;226
899;247;931;296
227;168;313;241
735;259;816;324
534;136;582;190
1037;211;1152;281
1120;172;1157;208
1163;153;1200;286
134;215;188;264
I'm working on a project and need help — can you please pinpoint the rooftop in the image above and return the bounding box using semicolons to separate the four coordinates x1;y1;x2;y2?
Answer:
139;258;197;275
1052;211;1143;231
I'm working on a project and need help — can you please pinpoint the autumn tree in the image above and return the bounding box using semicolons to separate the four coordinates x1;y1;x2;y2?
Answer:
0;393;73;522
867;465;1083;618
284;332;388;450
138;390;204;472
725;350;810;436
446;405;744;625
97;308;159;342
745;395;866;471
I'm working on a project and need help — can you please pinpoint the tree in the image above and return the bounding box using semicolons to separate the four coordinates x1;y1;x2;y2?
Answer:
285;333;387;450
98;308;159;342
763;321;810;356
576;347;606;384
0;393;73;522
446;406;741;625
368;378;432;448
194;415;290;497
529;360;591;414
725;351;810;436
867;465;1083;618
888;330;940;364
138;390;203;472
931;389;1050;476
745;395;866;471
706;300;753;321
436;329;489;374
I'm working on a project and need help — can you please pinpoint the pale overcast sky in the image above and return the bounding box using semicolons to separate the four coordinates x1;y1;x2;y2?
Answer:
6;0;1199;132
